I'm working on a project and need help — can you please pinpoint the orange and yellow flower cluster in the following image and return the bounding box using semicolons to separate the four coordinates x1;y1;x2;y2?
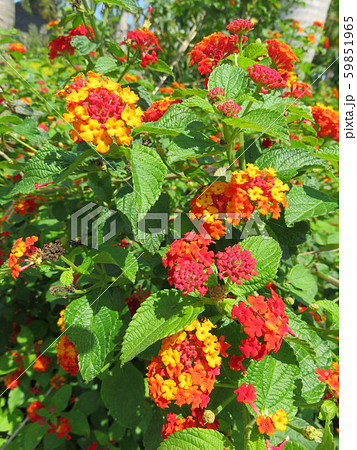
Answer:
7;236;40;279
315;362;339;398
142;98;182;122
311;103;339;142
56;335;79;376
256;409;288;436
147;319;225;409
57;72;143;153
189;164;289;240
161;409;219;439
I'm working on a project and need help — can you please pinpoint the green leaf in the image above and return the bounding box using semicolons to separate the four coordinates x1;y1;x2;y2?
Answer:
70;35;98;55
67;410;90;435
48;385;72;412
243;43;268;59
13;118;46;143
246;426;267;450
182;96;215;113
172;87;207;99
120;289;204;364
224;109;289;143
228;236;282;296
287;266;318;301
316;422;336;450
285;185;338;227
91;245;138;282
314;300;339;328
130;143;167;215
8;388;25;413
101;362;145;428
208;64;247;99
149;59;173;76
94;56;119;74
22;422;48;450
286;310;332;404
236;56;257;70
255;147;327;181
106;41;126;59
0;115;22;124
101;0;138;14
133;104;199;136
167;131;221;164
65;297;120;381
158;428;230;450
11;143;77;195
245;342;299;417
60;268;74;287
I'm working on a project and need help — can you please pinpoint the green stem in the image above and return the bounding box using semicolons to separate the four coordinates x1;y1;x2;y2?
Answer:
56;148;94;182
242;84;261;117
100;5;110;48
212;393;236;416
60;255;81;273
222;122;234;166
82;0;103;55
243;405;255;450
10;135;37;153
216;383;237;389
238;131;246;170
238;34;243;54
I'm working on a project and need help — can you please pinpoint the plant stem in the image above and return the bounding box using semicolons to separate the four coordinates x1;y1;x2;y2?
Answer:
60;255;80;273
238;131;246;170
100;5;110;48
10;135;37;153
216;383;237;389
82;0;103;55
222;122;234;166
213;393;236;416
243;405;255;450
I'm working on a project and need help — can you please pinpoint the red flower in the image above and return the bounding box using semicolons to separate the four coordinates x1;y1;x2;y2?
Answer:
47;416;71;440
123;286;151;316
265;39;299;71
33;355;51;372
56;335;79;376
262;138;273;148
8;43;26;53
142;98;182;122
123;28;162;67
48;26;94;59
311;103;339;141
323;36;329;49
229;355;246;373
215;244;257;285
27;401;46;424
226;19;254;34
187;32;240;75
234;382;257;403
248;65;288;90
217;100;242;117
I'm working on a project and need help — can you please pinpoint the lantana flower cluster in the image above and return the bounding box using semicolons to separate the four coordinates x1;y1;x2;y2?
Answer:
311;103;339;141
123;286;151;316
189;164;289;240
247;64;288;90
256;409;289;436
7;236;41;279
315;362;339;398
147;319;224;409
57;72;143;153
122;28;162;67
142;97;182;122
161;408;219;439
48;25;94;59
231;290;292;361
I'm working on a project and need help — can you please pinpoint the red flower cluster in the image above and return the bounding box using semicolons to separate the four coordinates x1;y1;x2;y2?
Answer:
217;100;242;117
4;366;23;390
215;244;257;284
147;319;224;409
33;355;51;372
123;28;162;67
265;39;299;72
207;87;226;103
162;409;219;439
142;98;182;122
315;362;339;398
56;335;79;376
189;165;289;240
13;195;41;216
162;233;214;296
27;401;46;424
283;74;312;99
226;19;254;34
311;103;339;141
48;417;71;440
48;25;94;59
248;65;288;90
234;382;260;414
7;236;41;279
123;286;151;316
232;290;291;360
187;32;240;75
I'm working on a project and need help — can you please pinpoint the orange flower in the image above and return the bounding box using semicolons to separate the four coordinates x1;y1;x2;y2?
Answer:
256;415;275;436
147;319;223;409
56;72;143;153
311;103;339;141
307;33;316;44
4;366;23;389
27;401;46;424
48;416;71;440
50;374;66;390
315;362;339;397
56;335;79;376
34;355;51;372
265;39;299;71
8;43;26;53
13;195;41;216
142;98;182;122
124;74;138;82
47;20;59;28
313;20;325;29
7;236;40;279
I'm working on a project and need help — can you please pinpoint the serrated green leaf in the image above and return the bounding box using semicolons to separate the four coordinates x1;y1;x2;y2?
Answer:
246;426;267;450
70;35;98;55
286;310;332;404
91;245;138;282
60;268;74;287
285;185;338;227
172;87;207;99
94;56;119;74
208;64;247;99
224;109;289;143
287;266;318;298
243;43;268;59
316;422;336;450
106;41;126;59
228;236;282;296
314;300;339;328
133;104;199;136
11;143;77;195
65;297;120;381
167;131;221;164
236;56;257;69
245;342;299;418
255;147;327;181
131;143;167;215
182;96;215;113
158;428;229;450
13;117;45;143
0;115;22;124
101;362;144;428
149;59;173;76
120;289;204;364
